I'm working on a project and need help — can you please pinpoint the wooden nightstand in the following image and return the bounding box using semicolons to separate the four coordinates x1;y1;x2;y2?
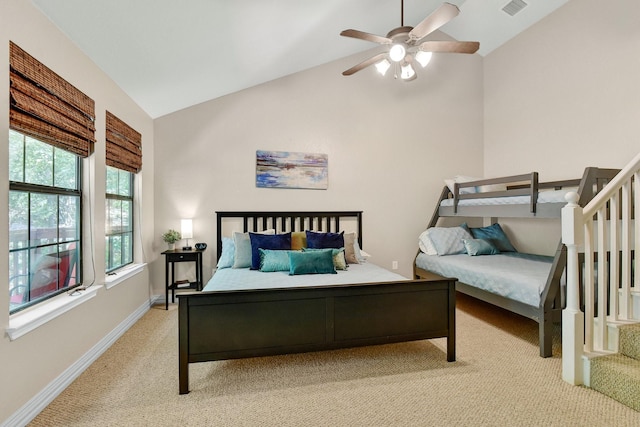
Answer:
161;248;204;310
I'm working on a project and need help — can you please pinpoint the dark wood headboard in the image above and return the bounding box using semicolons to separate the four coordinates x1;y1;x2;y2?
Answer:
215;211;363;261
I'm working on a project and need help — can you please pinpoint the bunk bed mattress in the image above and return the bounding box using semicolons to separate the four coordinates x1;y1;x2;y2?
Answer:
204;263;407;292
415;252;554;307
440;188;574;208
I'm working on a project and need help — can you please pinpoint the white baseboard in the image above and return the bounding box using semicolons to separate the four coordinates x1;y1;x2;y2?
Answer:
2;298;153;427
150;293;164;306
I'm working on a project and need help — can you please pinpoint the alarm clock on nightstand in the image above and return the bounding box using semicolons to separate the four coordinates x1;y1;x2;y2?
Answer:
194;242;207;250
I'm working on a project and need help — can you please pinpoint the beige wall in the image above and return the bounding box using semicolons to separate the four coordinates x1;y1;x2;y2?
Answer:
152;46;484;285
485;0;640;179
0;1;154;422
484;0;640;255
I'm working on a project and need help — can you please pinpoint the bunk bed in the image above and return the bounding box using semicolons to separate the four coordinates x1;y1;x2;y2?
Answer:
414;168;620;357
177;211;456;394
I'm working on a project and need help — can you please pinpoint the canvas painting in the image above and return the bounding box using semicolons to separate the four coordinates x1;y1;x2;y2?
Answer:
256;150;328;190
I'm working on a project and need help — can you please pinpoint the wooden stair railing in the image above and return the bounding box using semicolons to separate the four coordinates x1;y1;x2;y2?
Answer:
562;152;640;385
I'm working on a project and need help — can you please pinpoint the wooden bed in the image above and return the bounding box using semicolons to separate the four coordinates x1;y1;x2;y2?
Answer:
177;211;456;394
414;167;620;358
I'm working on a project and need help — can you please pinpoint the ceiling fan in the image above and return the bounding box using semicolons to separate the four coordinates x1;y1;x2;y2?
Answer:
340;1;479;81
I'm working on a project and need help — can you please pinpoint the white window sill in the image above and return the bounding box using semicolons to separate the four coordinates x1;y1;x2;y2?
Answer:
7;285;102;341
104;263;146;289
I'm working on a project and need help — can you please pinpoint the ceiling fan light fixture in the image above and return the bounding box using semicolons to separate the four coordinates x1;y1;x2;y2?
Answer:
375;59;391;76
415;50;433;68
339;2;478;81
389;44;406;62
400;63;416;80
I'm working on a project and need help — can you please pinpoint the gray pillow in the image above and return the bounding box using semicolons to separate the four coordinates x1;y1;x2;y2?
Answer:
232;229;274;268
428;226;473;256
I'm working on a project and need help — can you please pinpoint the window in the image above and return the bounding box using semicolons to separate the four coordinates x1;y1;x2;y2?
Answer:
8;130;82;313
105;166;134;272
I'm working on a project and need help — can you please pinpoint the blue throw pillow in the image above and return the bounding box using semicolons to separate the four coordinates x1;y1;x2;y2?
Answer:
465;223;517;252
288;250;337;275
249;232;291;270
462;238;500;256
306;230;344;249
216;237;235;269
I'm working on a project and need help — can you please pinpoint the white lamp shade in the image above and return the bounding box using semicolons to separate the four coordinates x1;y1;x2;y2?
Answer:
400;63;416;80
181;219;193;239
415;50;433;68
375;59;391;76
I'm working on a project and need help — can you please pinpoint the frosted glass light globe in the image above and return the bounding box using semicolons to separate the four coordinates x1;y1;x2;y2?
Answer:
401;63;415;80
415;50;433;67
389;44;406;62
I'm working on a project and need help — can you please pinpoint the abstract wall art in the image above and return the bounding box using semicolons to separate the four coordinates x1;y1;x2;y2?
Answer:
256;150;328;190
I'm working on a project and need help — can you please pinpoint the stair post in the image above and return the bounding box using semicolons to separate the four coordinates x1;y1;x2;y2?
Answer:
562;191;584;385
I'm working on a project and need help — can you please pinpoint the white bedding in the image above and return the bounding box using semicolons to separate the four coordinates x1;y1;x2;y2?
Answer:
204;263;407;292
440;188;574;208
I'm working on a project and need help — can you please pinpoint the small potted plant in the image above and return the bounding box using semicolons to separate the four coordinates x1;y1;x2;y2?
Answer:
162;229;181;250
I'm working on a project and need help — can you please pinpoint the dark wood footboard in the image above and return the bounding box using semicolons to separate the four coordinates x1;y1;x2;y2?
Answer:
178;278;455;394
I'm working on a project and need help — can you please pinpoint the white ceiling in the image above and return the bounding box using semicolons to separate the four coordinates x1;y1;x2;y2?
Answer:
31;0;568;118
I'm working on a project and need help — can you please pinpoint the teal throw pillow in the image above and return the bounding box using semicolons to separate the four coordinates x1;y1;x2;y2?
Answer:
259;249;294;272
462;223;517;252
302;247;348;270
462;239;500;256
288;250;337;275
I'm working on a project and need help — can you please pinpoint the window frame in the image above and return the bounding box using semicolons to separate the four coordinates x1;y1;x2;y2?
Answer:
105;166;134;273
8;130;83;314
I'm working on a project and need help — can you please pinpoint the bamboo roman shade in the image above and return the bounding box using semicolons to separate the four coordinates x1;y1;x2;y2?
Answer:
9;41;96;157
106;111;142;173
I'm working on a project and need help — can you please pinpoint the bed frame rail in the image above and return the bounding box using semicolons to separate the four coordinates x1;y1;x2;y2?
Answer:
454;172;540;214
443;172;584;219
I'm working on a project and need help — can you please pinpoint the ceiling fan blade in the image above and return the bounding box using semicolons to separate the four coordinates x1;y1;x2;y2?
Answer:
342;53;388;76
340;29;392;45
419;40;480;54
408;2;460;43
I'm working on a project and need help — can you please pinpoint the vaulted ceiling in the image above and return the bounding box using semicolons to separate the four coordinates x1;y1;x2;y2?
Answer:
32;0;568;118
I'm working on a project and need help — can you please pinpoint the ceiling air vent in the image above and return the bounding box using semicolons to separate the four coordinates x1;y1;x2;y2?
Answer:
502;0;528;16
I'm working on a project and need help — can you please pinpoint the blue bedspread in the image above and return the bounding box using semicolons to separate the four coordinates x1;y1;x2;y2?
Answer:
415;252;554;307
204;263;407;292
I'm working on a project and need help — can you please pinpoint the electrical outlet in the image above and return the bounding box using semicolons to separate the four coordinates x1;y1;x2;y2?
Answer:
392;261;398;270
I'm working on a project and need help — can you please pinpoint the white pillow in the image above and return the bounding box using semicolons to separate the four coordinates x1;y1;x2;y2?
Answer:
425;226;473;256
418;229;438;255
357;248;371;262
444;175;480;195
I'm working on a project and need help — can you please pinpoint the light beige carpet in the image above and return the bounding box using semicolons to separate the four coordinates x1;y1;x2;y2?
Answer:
29;294;639;426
